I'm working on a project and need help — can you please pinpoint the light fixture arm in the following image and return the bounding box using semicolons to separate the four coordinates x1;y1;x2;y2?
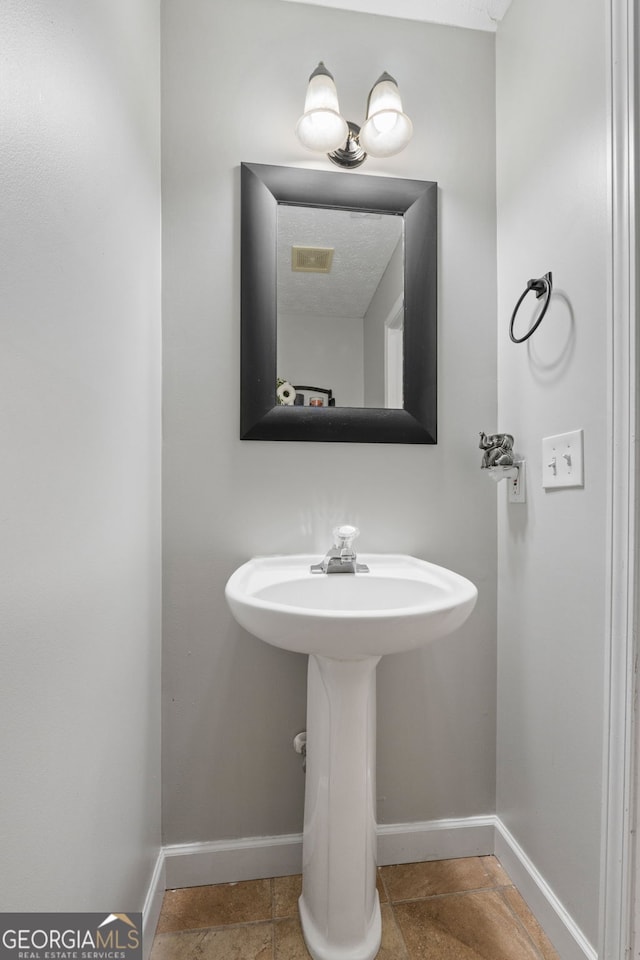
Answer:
328;121;367;169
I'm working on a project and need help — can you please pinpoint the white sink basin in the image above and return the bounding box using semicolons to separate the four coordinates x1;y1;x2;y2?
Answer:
225;553;477;660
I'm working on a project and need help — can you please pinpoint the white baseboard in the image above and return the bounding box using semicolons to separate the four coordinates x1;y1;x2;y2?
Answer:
164;833;303;890
162;816;496;890
142;848;166;960
494;820;597;960
377;814;495;864
155;816;594;960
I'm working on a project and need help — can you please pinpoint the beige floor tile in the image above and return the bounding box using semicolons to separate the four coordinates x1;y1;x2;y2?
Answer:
380;857;496;902
274;903;407;960
502;885;562;960
150;924;272;960
394;890;542;960
480;856;511;886
273;875;302;918
274;917;312;959
274;872;386;920
378;902;410;959
150;860;561;960
376;871;388;903
156;879;272;933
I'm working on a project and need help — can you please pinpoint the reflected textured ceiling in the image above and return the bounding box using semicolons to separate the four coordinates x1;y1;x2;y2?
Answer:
278;206;403;319
280;0;513;31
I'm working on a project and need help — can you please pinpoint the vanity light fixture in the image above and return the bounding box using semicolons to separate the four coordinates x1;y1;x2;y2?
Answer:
295;62;413;169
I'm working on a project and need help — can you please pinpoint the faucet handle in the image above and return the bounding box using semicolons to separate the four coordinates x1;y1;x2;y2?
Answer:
333;524;359;548
309;524;368;574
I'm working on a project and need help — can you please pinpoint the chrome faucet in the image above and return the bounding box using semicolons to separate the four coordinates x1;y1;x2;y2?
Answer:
310;525;370;574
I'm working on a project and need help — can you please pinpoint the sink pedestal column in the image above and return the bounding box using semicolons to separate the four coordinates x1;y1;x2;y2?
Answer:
298;653;382;960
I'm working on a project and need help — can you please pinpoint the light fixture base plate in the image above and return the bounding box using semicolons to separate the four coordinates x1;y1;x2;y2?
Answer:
328;121;367;169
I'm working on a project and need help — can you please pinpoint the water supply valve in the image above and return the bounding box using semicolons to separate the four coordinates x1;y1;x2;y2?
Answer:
293;732;307;772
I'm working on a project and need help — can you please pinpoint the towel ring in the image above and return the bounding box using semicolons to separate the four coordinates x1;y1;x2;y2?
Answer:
509;272;553;343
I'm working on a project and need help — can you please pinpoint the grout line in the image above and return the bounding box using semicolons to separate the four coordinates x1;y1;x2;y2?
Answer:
377;865;392;905
385;882;514;906
270;878;275;960
495;887;549;960
384;895;412;959
377;863;412;959
155;917;274;936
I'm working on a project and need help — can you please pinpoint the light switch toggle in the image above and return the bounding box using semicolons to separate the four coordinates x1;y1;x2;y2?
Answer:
542;430;584;488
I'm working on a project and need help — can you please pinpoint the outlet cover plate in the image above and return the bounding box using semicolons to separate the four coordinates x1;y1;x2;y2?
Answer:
508;460;526;502
542;430;584;488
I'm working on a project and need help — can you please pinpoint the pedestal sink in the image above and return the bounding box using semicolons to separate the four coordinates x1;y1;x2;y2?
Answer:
225;553;477;960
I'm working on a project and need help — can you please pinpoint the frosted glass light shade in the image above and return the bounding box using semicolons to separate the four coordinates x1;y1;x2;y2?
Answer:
359;72;413;158
296;62;349;153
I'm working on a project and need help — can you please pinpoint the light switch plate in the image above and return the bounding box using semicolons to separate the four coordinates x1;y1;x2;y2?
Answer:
542;430;584;488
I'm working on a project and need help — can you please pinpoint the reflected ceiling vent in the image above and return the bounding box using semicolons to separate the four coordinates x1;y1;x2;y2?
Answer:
292;245;335;273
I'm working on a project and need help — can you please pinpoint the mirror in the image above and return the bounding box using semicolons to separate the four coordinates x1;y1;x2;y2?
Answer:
240;162;437;443
277;204;404;409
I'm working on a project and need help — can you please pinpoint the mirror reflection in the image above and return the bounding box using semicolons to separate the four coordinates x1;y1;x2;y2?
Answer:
277;205;404;409
240;162;437;444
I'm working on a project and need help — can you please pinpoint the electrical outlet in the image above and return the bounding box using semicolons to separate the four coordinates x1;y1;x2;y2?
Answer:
508;460;526;502
542;430;584;488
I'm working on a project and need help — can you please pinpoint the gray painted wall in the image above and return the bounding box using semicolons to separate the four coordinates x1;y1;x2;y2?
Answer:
278;311;365;407
495;0;609;947
162;0;498;844
0;0;162;912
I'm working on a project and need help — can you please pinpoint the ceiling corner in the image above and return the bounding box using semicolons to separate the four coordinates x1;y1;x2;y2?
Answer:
279;0;513;32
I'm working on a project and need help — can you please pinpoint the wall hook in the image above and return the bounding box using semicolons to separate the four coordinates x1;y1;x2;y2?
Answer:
509;271;553;343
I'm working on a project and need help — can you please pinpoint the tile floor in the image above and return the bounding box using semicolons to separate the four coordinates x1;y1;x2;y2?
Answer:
150;856;562;959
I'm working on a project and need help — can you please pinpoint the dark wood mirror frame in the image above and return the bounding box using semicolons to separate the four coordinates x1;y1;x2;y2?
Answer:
240;162;437;443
